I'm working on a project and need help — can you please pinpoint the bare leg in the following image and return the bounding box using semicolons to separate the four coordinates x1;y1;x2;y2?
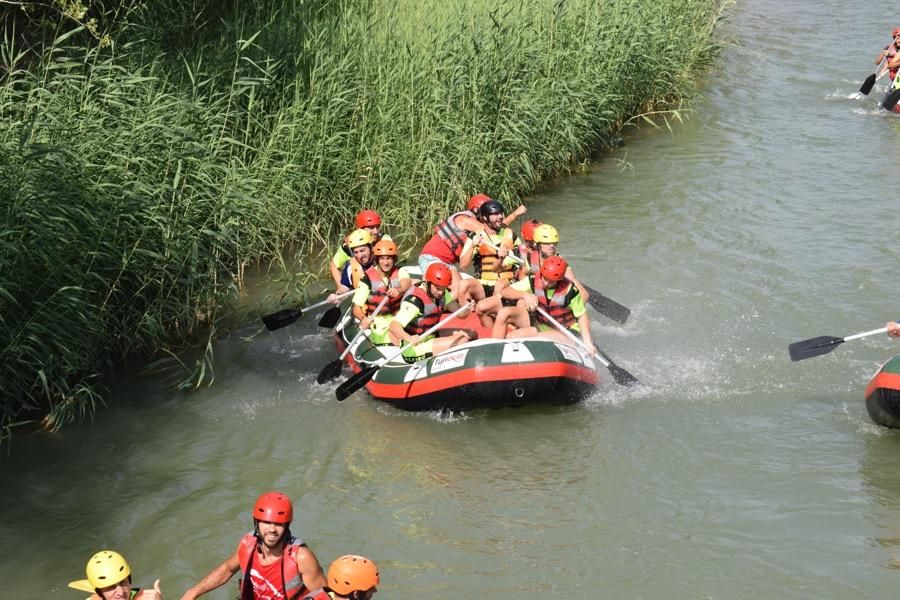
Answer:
458;279;485;305
492;306;532;339
475;295;502;328
433;331;471;354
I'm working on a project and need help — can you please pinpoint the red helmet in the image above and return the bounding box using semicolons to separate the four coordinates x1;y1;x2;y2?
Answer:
540;255;568;282
355;209;381;228
424;262;452;287
520;219;541;242
253;491;293;524
467;194;491;213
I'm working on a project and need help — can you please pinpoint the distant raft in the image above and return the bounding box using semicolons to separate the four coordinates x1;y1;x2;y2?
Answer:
330;311;600;411
864;356;900;428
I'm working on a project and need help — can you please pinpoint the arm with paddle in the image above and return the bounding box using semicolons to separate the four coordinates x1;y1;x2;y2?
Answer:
534;305;639;387
856;56;889;97
788;321;900;361
261;289;355;331
336;302;473;401
317;296;390;384
480;238;631;324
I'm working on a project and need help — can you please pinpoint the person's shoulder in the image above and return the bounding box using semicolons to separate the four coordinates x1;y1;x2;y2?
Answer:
404;289;426;309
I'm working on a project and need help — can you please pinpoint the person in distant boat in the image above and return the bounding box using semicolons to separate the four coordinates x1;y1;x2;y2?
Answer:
351;239;412;344
458;199;518;326
327;229;375;304
302;555;379;600
876;28;900;82
179;491;326;600
69;550;162;600
530;224;590;302
417;194;526;298
491;255;596;353
887;320;900;337
388;262;473;361
330;210;389;288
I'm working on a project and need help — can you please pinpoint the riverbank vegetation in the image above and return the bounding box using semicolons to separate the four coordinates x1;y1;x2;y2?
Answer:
0;0;725;440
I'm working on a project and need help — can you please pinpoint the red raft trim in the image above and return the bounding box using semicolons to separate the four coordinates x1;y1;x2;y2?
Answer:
865;372;900;399
365;361;600;400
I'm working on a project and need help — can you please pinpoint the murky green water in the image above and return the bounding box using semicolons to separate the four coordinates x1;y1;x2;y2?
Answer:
5;1;900;598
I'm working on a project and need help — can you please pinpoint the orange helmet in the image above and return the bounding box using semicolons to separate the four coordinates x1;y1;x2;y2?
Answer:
253;491;293;524
372;239;398;257
355;209;381;228
327;555;379;596
424;262;452;287
520;219;541;242
540;255;568;282
467;194;491;213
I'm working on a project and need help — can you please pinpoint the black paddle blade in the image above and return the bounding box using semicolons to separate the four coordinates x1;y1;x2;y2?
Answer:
318;306;341;328
583;284;630;324
261;307;302;331
882;88;900;111
598;349;639;386
859;72;877;95
335;366;378;401
588;295;630;325
316;359;344;384
788;335;843;362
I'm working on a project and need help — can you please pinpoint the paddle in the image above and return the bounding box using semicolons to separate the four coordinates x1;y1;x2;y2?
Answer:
479;239;631;324
858;57;888;96
535;306;639;386
335;302;472;401
261;290;354;331
881;86;900;111
788;326;889;362
580;284;631;325
316;296;390;384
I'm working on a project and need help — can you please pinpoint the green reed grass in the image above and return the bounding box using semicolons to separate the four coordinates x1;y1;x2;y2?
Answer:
0;0;726;439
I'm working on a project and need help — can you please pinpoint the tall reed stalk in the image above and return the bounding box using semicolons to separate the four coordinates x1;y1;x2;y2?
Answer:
0;0;726;439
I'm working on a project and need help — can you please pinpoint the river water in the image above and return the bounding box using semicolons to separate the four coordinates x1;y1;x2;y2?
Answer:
4;1;900;598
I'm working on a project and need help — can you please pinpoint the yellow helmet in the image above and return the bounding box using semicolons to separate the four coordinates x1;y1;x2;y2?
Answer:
346;228;374;249
69;550;131;592
533;224;559;244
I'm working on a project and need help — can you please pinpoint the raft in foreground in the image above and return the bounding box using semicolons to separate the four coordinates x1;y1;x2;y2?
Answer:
864;356;900;428
331;312;600;411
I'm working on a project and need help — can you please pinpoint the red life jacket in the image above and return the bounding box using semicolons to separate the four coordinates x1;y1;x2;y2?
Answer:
237;532;308;600
887;43;899;79
364;265;403;315
301;590;331;600
527;248;542;277
402;284;444;335
534;276;576;328
420;211;474;264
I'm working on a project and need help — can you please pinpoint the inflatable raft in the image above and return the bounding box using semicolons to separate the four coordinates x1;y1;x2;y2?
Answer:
864;356;900;428
331;311;600;411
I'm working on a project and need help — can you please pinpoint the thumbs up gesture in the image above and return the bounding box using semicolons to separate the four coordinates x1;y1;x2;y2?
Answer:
143;579;163;599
